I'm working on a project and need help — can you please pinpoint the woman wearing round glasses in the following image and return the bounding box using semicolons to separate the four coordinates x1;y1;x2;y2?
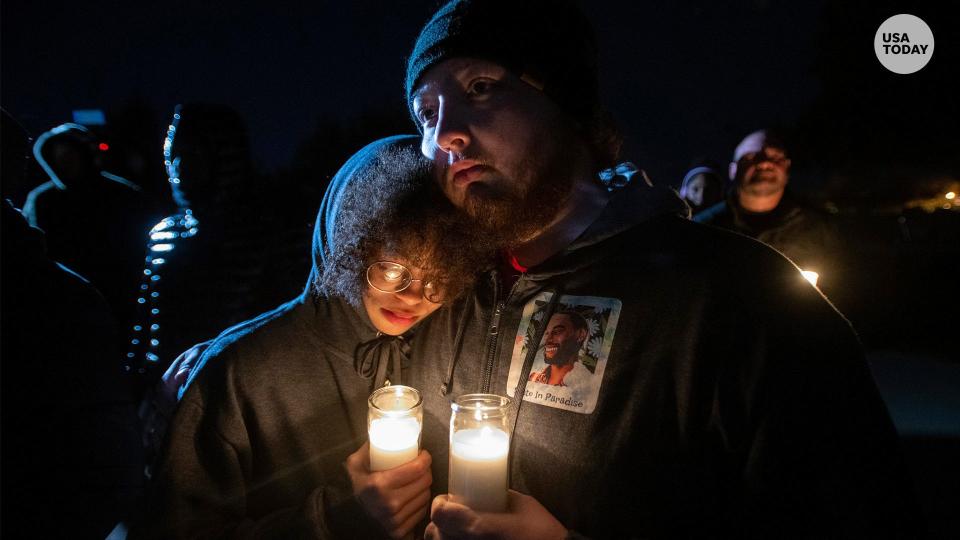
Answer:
136;136;488;540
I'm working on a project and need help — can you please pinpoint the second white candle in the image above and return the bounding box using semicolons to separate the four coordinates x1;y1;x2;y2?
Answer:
449;426;510;512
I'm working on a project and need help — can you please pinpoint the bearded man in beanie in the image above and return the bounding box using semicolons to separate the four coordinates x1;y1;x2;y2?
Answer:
403;1;922;538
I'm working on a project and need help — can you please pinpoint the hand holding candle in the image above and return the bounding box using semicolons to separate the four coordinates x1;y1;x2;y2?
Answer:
345;442;433;539
355;385;430;538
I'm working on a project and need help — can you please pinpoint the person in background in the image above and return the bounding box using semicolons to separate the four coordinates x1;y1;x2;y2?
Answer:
695;129;840;288
126;104;280;396
2;111;143;539
679;160;725;214
23;122;154;335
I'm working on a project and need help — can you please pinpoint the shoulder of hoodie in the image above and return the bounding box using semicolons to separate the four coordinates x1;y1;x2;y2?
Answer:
605;215;855;336
182;296;332;392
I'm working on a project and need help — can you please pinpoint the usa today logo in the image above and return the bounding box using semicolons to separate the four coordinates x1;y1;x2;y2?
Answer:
874;14;934;74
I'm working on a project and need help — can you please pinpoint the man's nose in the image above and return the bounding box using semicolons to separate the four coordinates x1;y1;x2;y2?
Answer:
754;158;775;170
433;95;471;156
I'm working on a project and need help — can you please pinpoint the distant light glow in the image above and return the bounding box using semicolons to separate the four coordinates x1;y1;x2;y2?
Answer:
151;231;176;241
946;192;956;200
151;258;166;265
151;243;175;252
800;270;820;287
98;142;110;151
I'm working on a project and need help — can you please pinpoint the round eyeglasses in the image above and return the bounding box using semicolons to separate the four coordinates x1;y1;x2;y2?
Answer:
366;261;445;303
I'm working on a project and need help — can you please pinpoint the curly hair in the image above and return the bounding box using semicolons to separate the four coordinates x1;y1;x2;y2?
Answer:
317;143;491;306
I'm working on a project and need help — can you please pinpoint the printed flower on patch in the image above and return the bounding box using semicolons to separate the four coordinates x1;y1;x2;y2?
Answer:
586;318;600;336
586;336;604;359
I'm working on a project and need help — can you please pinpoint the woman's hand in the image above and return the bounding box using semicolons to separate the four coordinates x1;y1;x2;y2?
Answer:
345;441;433;539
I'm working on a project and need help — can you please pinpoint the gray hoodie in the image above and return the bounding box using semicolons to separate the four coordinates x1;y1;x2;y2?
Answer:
406;179;921;538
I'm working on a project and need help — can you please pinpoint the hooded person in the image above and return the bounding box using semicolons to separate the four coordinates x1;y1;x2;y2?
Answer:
401;1;919;538
131;135;491;540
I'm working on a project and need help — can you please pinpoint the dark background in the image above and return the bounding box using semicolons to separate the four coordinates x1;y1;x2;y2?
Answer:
3;0;958;536
4;1;956;187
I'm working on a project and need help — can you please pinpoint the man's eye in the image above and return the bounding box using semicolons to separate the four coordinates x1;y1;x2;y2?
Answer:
467;78;495;96
416;106;436;124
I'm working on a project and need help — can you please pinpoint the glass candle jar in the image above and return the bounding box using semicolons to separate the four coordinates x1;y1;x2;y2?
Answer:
449;394;511;512
368;385;422;471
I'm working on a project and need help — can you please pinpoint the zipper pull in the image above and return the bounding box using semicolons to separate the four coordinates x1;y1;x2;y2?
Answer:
490;303;503;335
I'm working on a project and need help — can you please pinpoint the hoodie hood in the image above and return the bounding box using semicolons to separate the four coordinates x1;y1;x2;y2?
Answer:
302;135;424;386
305;135;423;301
530;171;690;278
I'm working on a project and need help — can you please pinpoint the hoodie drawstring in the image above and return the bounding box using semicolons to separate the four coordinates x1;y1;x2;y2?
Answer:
354;333;410;388
439;302;472;396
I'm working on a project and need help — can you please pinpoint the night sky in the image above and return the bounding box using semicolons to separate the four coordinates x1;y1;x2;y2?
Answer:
2;1;955;187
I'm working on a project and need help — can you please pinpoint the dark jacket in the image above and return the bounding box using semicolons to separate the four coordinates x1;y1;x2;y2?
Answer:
694;192;840;274
407;182;920;538
132;295;400;539
1;201;144;539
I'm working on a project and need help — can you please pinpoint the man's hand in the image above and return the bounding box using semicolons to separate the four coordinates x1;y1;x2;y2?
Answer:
345;442;432;539
424;490;568;540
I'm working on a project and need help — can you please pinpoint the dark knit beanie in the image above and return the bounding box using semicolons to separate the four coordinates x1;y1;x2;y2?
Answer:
405;0;601;129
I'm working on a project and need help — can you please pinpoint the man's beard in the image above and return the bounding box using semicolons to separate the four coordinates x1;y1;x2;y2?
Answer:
461;157;575;250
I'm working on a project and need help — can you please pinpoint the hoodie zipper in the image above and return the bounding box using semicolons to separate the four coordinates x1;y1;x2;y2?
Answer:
481;301;503;393
480;270;524;393
480;270;502;393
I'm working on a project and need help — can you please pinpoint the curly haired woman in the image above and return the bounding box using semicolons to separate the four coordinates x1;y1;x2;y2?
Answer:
133;136;490;540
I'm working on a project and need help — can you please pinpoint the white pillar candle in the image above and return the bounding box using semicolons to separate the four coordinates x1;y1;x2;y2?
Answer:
369;416;420;471
368;385;422;472
449;426;510;512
